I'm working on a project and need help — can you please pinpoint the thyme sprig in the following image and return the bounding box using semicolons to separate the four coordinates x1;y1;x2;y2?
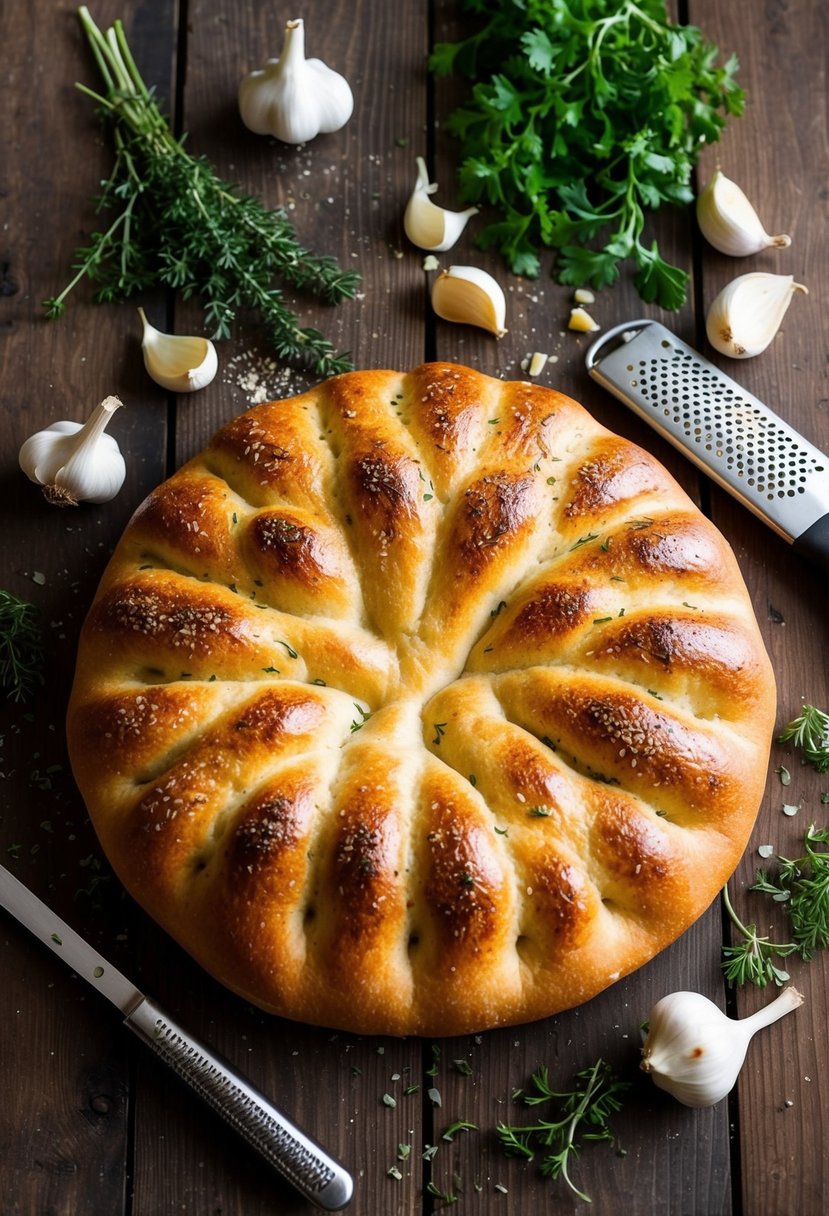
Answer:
0;590;45;703
721;882;797;988
778;705;829;773
498;1059;629;1203
46;8;359;377
722;826;829;986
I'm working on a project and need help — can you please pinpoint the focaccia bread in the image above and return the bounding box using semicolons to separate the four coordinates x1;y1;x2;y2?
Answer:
67;362;776;1035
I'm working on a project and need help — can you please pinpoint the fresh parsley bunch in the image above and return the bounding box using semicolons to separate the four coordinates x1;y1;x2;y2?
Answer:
430;0;744;308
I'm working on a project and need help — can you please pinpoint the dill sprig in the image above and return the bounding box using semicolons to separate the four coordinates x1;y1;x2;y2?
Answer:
498;1058;629;1203
45;7;359;377
778;705;829;773
0;590;45;703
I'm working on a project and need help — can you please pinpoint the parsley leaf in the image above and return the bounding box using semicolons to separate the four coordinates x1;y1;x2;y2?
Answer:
430;0;743;308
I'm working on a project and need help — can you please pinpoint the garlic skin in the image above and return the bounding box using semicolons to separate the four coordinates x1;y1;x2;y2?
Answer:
139;308;218;393
404;157;478;252
706;272;807;359
641;987;804;1108
19;396;126;507
239;18;353;145
431;266;507;337
697;169;791;257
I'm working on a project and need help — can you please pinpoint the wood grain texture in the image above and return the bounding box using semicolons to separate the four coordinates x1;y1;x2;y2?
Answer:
0;2;826;1215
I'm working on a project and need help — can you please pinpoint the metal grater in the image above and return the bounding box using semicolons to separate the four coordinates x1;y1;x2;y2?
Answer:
586;319;829;575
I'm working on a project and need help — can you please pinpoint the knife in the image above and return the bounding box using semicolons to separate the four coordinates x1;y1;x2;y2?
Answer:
0;864;353;1211
585;319;829;575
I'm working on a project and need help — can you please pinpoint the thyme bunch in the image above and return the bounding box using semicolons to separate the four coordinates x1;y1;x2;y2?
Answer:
45;8;359;377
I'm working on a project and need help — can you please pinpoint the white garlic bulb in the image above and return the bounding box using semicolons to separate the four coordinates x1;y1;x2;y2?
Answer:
706;272;807;358
697;169;791;257
431;266;507;337
239;18;353;145
403;157;478;252
641;986;804;1108
19;396;126;507
138;309;218;393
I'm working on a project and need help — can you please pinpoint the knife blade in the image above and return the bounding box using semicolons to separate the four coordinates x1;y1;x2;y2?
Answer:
585;319;829;575
0;864;353;1211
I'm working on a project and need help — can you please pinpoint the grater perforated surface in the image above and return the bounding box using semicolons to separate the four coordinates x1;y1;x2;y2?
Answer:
586;320;829;542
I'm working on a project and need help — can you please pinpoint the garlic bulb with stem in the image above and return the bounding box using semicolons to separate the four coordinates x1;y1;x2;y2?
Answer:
404;157;478;252
19;396;126;507
431;266;507;337
706;272;807;359
238;18;353;145
138;308;218;393
641;986;804;1108
697;169;791;257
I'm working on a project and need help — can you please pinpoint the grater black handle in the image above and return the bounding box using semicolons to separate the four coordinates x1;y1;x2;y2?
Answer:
793;513;829;577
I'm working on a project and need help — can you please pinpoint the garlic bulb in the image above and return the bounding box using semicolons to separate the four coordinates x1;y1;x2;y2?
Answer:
697;169;791;257
238;18;353;144
431;266;507;337
138;308;218;393
706;272;807;358
641;986;804;1108
404;157;478;252
19;396;126;507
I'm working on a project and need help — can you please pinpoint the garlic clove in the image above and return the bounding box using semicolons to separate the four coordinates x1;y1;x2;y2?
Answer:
430;266;507;337
697;169;791;257
705;272;807;359
568;306;600;333
641;986;804;1108
404;157;478;252
138;308;218;392
20;396;126;507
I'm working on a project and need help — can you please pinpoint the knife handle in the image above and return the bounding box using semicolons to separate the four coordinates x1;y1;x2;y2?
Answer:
125;996;353;1211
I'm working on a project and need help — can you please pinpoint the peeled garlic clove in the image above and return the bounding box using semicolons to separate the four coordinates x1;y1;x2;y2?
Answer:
431;266;507;337
404;157;478;252
138;308;218;392
706;272;807;359
697;169;791;257
641;986;803;1108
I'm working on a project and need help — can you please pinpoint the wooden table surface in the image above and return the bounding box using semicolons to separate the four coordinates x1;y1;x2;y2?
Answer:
1;2;827;1213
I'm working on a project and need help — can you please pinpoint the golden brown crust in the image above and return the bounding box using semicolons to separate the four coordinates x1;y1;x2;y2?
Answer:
67;363;776;1035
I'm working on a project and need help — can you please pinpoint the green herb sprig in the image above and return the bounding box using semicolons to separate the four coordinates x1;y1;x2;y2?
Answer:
722;826;829;986
778;705;829;773
430;0;743;308
498;1059;629;1203
0;590;45;703
46;8;359;376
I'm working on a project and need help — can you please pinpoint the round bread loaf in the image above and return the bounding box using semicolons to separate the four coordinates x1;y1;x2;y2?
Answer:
67;362;775;1035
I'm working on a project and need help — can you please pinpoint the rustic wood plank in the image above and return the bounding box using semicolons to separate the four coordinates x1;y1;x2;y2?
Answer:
122;1;430;1212
0;2;174;1213
423;1;754;1210
692;2;829;1214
